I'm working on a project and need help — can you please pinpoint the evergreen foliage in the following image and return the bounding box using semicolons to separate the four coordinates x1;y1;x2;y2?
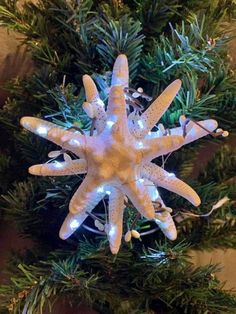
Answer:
1;241;236;314
0;0;236;313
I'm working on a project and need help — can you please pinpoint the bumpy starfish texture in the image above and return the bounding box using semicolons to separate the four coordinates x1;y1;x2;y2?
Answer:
20;54;218;254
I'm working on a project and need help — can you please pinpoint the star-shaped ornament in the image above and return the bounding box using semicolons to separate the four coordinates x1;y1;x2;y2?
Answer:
21;55;218;254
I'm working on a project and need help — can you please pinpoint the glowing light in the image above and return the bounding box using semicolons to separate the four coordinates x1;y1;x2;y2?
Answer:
97;186;104;193
70;219;79;230
151;189;159;200
106;120;115;128
37;126;48;135
97;98;105;107
138;178;144;183
106;190;111;195
137;141;143;148
109;225;116;237
168;173;175;177
69;139;80;146
54;161;63;168
141;251;166;259
137;120;144;129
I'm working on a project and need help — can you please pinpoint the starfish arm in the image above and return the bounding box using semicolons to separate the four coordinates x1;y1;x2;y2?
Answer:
133;80;181;138
69;174;105;214
143;178;177;240
121;180;155;219
82;75;107;133
142;135;184;162
59;212;88;240
144;178;161;202
142;162;201;206
106;85;129;134
59;175;106;239
111;54;129;88
28;159;87;176
20;117;86;157
170;119;218;144
108;188;125;254
155;211;177;240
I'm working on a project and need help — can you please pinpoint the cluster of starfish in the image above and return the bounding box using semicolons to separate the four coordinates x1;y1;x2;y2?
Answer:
20;54;218;254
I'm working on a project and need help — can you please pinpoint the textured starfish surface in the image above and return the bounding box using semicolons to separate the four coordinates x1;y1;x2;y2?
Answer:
21;54;218;254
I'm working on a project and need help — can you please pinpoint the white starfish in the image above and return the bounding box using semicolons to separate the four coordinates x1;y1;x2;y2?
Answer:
20;55;218;254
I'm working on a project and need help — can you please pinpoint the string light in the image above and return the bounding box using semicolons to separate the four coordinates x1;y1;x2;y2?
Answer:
53;161;63;168
70;220;80;230
106;120;115;128
69;139;80;146
108;225;116;237
137;120;144;129
97;186;104;193
137;141;143;148
36;126;48;135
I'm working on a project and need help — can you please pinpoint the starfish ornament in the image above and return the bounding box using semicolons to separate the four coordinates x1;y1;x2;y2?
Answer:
20;55;218;254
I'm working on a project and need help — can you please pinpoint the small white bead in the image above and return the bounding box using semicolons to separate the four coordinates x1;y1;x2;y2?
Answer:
48;150;61;158
131;230;140;239
95;220;105;231
124;230;132;242
137;87;143;93
222;131;229;137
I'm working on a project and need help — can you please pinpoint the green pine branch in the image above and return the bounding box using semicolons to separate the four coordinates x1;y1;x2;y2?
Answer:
1;240;236;314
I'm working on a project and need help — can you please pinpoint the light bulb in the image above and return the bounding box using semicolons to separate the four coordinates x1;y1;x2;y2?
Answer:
70;219;79;230
106;120;115;128
109;225;116;237
69;139;80;146
97;186;104;193
137;120;144;129
36;126;48;135
54;161;63;168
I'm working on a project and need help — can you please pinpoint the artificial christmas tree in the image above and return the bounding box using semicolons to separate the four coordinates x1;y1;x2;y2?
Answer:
0;1;236;313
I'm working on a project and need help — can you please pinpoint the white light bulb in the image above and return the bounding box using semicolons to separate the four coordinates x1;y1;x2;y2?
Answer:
109;225;116;237
137;120;144;129
70;219;79;230
137;141;143;148
97;98;105;107
54;161;63;168
37;126;48;135
106;190;111;195
106;120;115;128
97;186;104;193
69;139;80;146
168;173;175;177
151;189;159;200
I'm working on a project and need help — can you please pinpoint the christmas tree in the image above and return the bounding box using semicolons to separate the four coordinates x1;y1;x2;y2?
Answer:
0;0;236;313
